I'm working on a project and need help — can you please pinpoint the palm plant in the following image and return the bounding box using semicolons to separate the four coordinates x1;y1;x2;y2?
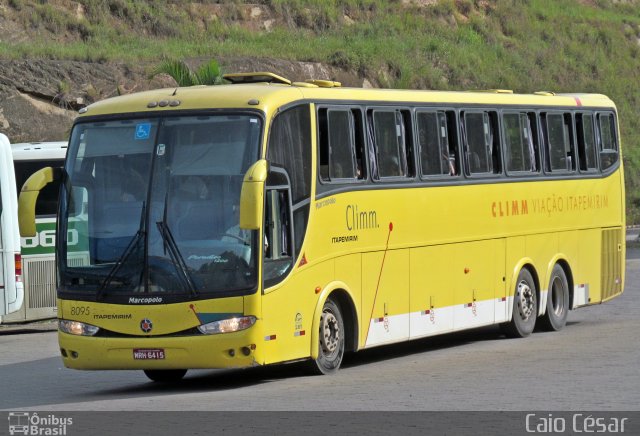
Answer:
149;58;224;86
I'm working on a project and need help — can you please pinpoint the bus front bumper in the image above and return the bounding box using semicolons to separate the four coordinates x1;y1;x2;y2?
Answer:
58;328;263;370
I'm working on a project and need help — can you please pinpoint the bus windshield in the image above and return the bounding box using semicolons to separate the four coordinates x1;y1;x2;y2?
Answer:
59;114;262;301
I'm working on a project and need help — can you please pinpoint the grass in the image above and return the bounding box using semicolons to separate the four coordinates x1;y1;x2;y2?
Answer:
2;0;640;221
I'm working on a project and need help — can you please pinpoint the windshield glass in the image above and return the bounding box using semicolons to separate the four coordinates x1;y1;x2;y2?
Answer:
59;114;261;301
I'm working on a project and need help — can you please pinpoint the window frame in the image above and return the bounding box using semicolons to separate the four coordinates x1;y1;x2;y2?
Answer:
461;109;503;178
316;105;367;185
369;108;408;181
596;111;619;173
542;111;576;175
415;108;461;180
575;111;599;174
501;110;541;177
263;166;296;289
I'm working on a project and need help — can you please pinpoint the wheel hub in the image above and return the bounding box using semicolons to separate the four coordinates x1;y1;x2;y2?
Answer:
517;280;535;320
321;311;340;354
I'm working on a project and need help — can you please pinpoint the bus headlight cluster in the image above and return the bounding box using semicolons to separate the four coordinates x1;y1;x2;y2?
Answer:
59;319;100;336
197;316;256;335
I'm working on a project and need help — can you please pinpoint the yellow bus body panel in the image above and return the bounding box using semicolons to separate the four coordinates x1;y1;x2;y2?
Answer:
60;83;625;369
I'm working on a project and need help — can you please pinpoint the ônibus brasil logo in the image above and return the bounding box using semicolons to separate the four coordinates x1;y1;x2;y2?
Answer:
8;412;73;435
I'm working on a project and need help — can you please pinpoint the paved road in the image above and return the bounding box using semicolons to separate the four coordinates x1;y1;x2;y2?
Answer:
1;249;639;412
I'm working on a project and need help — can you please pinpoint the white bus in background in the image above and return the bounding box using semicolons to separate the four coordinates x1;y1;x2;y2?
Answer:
1;141;66;323
0;134;23;317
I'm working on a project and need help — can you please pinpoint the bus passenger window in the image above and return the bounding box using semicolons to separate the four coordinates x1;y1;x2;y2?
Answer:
372;110;408;178
464;111;498;175
318;108;366;182
503;112;538;173
328;110;357;180
14;159;64;216
576;113;598;172
352;109;366;179
417;111;454;176
598;113;618;171
545;113;575;172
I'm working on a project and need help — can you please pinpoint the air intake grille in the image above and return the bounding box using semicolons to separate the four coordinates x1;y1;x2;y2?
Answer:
601;228;623;300
24;258;56;309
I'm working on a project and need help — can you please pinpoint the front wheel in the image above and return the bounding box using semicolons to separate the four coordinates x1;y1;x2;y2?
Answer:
309;299;345;375
539;264;570;331
502;268;538;338
143;369;187;382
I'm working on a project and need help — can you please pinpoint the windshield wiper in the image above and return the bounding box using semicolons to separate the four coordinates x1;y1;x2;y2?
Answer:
97;202;146;300
156;194;198;297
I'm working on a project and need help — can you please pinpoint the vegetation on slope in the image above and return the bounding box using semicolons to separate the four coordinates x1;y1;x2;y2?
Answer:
1;0;639;221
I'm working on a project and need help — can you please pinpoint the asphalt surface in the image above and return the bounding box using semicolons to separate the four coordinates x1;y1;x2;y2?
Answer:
1;248;638;413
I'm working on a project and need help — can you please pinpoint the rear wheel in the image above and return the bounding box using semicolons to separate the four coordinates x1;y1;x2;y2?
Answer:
310;299;345;375
540;264;570;331
502;268;537;338
143;369;187;382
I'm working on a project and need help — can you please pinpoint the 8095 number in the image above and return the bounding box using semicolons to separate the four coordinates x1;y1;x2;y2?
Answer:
70;306;90;316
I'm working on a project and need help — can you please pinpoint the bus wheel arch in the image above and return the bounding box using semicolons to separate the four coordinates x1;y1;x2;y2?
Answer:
556;259;574;311
327;289;359;353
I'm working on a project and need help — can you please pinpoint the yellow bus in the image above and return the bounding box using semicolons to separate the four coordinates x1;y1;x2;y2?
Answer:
18;73;625;381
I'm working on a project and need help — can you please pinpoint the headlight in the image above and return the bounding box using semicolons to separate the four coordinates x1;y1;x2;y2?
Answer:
197;316;256;335
59;319;100;336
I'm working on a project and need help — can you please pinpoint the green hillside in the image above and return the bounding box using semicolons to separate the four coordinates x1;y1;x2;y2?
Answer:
2;0;640;222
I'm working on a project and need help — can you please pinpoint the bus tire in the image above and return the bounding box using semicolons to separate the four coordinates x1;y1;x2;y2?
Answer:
143;369;187;382
540;264;570;331
310;298;345;375
502;268;537;338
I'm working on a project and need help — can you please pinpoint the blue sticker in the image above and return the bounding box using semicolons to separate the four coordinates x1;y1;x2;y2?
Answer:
135;123;151;140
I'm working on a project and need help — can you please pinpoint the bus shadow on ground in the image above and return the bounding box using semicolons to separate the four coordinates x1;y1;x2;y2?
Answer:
94;324;520;397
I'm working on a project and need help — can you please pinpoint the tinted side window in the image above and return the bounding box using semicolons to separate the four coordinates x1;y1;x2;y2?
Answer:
268;105;312;258
14;159;64;215
328;110;356;180
464;111;500;175
268;105;312;203
503;112;538;173
576;113;598;172
417;111;456;176
318;108;365;182
372;110;409;178
598;112;618;171
545;113;575;172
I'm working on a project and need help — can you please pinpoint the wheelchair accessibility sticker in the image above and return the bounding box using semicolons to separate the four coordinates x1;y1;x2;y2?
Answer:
135;123;151;140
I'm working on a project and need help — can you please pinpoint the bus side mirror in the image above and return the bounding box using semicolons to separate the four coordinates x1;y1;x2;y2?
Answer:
18;166;61;237
239;159;268;230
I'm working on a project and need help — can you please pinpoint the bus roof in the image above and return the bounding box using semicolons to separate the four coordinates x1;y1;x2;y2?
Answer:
11;141;67;161
78;75;616;118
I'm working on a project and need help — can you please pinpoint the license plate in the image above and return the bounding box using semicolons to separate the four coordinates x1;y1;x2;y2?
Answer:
133;348;165;360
